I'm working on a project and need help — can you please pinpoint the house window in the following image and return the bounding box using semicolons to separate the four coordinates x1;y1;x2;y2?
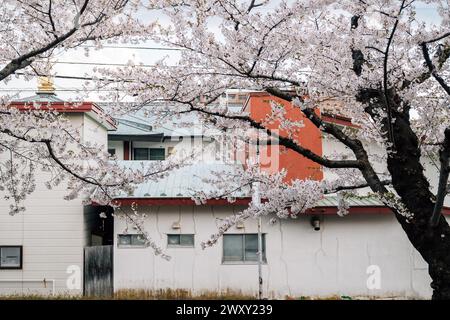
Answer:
223;234;266;263
0;246;22;269
133;148;165;160
149;148;165;160
117;234;147;248
108;148;116;156
167;234;194;247
134;148;149;160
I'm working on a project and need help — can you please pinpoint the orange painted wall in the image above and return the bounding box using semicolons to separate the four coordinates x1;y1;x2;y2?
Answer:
243;93;323;182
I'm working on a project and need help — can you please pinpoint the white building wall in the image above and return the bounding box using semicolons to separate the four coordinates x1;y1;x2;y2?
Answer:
82;114;108;149
0;113;108;296
108;141;124;160
111;128;450;299
114;205;442;299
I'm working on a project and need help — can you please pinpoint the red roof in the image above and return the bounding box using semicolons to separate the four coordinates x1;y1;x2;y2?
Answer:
9;100;117;130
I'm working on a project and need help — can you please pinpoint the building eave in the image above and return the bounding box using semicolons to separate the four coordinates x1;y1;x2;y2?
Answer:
93;197;450;216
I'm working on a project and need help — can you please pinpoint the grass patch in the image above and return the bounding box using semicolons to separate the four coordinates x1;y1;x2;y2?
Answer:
114;288;256;300
0;288;256;300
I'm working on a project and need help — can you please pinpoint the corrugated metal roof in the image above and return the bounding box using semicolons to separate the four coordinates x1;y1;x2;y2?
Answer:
116;161;249;199
114;119;153;135
15;93;64;103
109;107;224;138
115;161;385;208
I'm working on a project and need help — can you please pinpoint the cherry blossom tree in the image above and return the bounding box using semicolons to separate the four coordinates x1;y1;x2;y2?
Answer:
2;0;450;299
92;0;450;299
0;0;185;256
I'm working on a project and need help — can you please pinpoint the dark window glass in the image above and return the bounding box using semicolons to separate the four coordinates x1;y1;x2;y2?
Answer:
223;234;243;262
168;234;180;246
149;148;165;160
134;148;149;160
223;234;266;263
108;148;116;156
167;234;194;247
133;148;165;160
117;234;147;247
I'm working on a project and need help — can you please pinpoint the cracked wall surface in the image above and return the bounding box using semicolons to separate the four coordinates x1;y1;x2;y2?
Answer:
114;205;441;299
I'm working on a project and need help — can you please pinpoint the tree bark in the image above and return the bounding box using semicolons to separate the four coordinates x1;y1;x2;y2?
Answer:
388;112;450;299
359;88;450;299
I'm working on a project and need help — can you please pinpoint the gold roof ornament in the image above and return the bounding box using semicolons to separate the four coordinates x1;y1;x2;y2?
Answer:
37;76;55;94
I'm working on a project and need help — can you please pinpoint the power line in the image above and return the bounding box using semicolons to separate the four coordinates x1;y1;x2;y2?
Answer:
40;60;169;68
79;45;183;51
15;72;133;82
0;88;129;92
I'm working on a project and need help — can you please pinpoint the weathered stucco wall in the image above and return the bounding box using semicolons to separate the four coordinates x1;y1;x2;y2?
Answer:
114;205;443;299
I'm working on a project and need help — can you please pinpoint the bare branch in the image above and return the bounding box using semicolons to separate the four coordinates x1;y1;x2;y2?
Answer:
325;180;391;194
421;42;450;96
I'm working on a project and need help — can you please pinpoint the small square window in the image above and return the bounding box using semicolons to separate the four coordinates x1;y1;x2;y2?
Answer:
0;246;22;269
167;234;194;247
132;234;147;246
117;234;147;248
118;234;132;246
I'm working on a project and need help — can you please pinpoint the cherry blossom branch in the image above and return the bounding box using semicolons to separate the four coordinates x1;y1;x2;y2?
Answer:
421;42;450;96
0;0;91;81
325;179;391;194
182;103;362;169
263;87;390;196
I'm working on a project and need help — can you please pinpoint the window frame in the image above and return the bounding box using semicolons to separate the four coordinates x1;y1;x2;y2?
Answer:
117;234;147;248
222;234;266;265
167;234;195;248
0;245;23;270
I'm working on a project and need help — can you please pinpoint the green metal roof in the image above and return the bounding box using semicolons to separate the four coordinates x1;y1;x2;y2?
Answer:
15;92;64;103
114;161;385;208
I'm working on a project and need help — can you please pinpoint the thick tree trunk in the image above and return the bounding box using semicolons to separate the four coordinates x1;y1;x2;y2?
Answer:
356;88;450;299
385;105;450;300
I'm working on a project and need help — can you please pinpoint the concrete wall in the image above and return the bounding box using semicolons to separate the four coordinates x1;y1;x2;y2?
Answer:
114;205;442;299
